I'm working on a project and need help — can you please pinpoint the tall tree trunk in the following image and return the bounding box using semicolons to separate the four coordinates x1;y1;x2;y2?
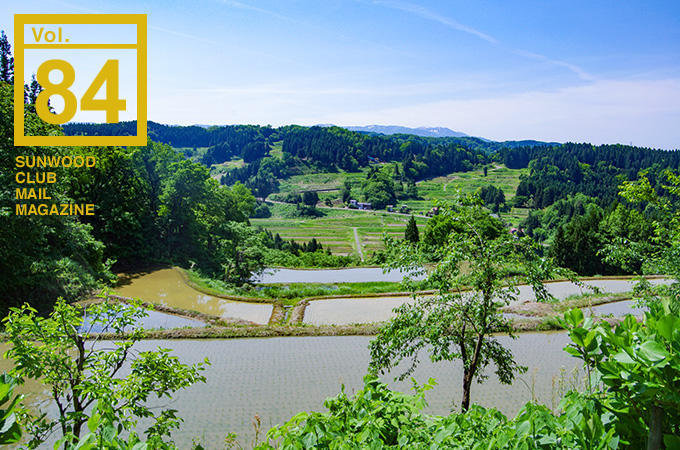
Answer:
647;405;663;450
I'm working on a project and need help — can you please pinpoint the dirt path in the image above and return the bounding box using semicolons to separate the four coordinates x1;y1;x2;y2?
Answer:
353;227;364;261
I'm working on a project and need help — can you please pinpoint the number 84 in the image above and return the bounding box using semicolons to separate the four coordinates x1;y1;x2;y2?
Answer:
35;59;125;125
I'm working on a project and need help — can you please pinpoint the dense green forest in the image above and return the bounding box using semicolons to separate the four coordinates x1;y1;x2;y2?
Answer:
503;143;680;208
0;82;271;314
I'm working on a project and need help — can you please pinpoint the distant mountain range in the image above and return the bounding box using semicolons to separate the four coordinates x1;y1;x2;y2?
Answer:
319;124;469;138
65;120;562;149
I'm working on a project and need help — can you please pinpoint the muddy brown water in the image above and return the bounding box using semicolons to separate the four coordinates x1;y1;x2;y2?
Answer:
1;332;581;449
114;268;272;324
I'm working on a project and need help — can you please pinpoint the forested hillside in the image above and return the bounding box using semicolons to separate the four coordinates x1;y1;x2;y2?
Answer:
0;83;266;314
502;143;680;208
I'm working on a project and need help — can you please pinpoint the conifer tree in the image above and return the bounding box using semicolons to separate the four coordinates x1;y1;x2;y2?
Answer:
0;31;13;83
404;215;419;243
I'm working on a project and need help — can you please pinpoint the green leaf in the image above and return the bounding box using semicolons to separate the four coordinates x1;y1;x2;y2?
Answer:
638;341;669;363
87;412;101;433
655;316;677;341
613;351;635;365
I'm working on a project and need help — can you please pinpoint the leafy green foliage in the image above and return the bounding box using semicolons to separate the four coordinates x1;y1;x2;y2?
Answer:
55;401;150;450
257;375;436;449
0;373;23;445
560;298;680;448
255;376;621;449
3;299;208;447
370;193;575;411
614;171;680;286
361;167;396;209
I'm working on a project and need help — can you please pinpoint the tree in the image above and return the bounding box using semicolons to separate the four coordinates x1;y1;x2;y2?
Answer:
611;170;680;283
341;180;352;204
25;74;42;105
221;222;267;284
0;83;113;316
404;215;419;243
550;204;616;276
370;194;572;411
0;31;13;83
362;169;396;209
302;191;319;207
3;299;209;447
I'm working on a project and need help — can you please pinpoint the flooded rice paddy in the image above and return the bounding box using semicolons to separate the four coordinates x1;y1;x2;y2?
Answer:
303;278;670;325
81;308;207;333
255;267;425;284
114;268;272;324
1;333;579;449
115;268;670;326
585;299;644;317
3;269;671;448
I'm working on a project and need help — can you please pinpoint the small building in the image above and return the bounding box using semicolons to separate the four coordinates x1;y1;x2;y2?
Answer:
399;205;410;214
426;206;440;217
386;205;394;212
349;199;358;208
357;202;372;210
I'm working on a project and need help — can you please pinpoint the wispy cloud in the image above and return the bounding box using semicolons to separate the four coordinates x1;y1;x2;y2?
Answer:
150;25;221;46
216;0;408;56
373;0;497;44
218;0;298;23
47;0;223;47
372;0;594;81
512;49;595;81
180;78;492;96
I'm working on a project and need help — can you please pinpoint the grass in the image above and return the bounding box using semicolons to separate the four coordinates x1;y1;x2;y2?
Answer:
185;268;421;306
251;203;427;257
269;140;283;157
276;169;368;195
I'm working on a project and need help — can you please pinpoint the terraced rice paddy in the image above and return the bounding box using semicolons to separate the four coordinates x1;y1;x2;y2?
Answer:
255;267;424;284
303;278;671;325
255;164;528;255
251;207;426;257
1;333;581;449
114;268;273;324
81;308;207;332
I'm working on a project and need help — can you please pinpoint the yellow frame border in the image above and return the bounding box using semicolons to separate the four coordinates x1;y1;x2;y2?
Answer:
14;14;147;147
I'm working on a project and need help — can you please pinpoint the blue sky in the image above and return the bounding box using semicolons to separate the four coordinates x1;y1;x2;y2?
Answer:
3;0;680;148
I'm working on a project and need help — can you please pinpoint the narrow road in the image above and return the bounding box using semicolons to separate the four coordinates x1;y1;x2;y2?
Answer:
352;227;364;261
264;199;429;218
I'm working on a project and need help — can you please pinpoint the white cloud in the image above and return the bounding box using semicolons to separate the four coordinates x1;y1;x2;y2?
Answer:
305;78;680;149
150;78;680;149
